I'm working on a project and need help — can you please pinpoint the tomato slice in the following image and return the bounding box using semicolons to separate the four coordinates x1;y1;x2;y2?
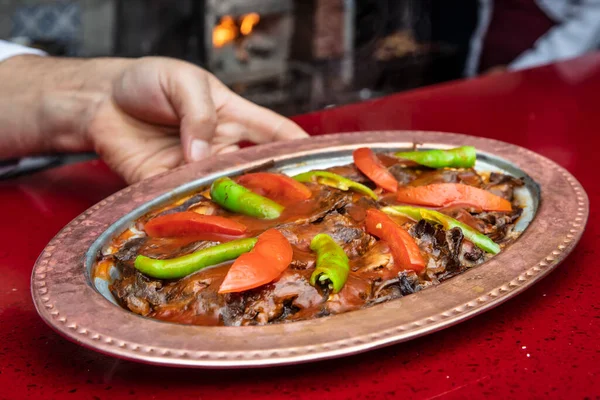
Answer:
236;172;312;204
396;183;512;212
353;148;398;193
365;209;425;273
219;229;293;293
144;211;247;237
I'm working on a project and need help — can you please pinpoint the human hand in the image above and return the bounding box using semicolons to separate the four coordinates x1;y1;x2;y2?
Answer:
89;57;308;183
0;56;307;183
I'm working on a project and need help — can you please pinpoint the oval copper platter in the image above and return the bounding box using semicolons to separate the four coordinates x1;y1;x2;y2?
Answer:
31;131;589;368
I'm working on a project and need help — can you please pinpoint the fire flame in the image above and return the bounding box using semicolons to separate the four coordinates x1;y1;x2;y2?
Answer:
240;13;260;36
213;16;237;48
213;13;261;48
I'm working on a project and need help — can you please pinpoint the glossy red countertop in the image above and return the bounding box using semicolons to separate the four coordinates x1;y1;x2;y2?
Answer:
1;54;599;399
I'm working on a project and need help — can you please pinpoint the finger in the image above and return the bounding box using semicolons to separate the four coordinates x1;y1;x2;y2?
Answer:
213;122;248;145
211;122;242;153
223;95;308;144
214;121;308;153
161;66;217;162
208;75;308;144
215;144;241;154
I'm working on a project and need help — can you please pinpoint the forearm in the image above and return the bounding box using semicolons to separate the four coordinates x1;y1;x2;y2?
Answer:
0;55;130;159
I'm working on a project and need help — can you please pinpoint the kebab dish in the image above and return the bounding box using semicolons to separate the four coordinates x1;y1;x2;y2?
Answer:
94;146;525;326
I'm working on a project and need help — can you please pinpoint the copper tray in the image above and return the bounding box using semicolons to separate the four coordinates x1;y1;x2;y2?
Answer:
31;131;589;368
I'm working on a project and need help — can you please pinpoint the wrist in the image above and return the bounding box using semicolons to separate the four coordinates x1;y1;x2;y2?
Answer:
0;55;132;158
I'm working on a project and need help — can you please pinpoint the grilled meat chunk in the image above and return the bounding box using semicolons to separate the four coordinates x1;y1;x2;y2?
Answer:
157;194;217;217
325;164;371;184
279;211;375;258
411;220;485;280
371;271;421;304
484;172;524;201
476;209;523;242
113;237;146;264
111;271;166;316
234;269;325;325
388;165;418;185
408;168;484;187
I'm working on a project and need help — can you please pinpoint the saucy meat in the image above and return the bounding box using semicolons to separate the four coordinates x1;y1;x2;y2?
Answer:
99;149;525;326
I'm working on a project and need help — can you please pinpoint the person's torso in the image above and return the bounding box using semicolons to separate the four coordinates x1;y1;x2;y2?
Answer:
479;0;559;71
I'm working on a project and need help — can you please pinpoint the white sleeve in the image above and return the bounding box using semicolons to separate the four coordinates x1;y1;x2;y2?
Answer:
0;40;47;63
465;0;493;77
509;0;600;70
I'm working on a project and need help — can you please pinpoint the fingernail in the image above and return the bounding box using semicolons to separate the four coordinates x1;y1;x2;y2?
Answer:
190;139;210;162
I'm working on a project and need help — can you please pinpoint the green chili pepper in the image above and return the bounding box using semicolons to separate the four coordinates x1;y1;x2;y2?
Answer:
293;170;378;200
309;233;350;293
134;237;258;279
381;205;501;255
395;146;476;169
210;177;284;219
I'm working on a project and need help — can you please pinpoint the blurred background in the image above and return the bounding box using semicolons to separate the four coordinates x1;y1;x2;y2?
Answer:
3;0;598;118
0;0;479;116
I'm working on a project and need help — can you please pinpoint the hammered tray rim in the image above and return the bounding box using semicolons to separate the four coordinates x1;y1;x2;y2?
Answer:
30;131;590;368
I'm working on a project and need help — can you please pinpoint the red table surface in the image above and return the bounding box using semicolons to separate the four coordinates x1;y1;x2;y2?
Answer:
1;54;599;400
